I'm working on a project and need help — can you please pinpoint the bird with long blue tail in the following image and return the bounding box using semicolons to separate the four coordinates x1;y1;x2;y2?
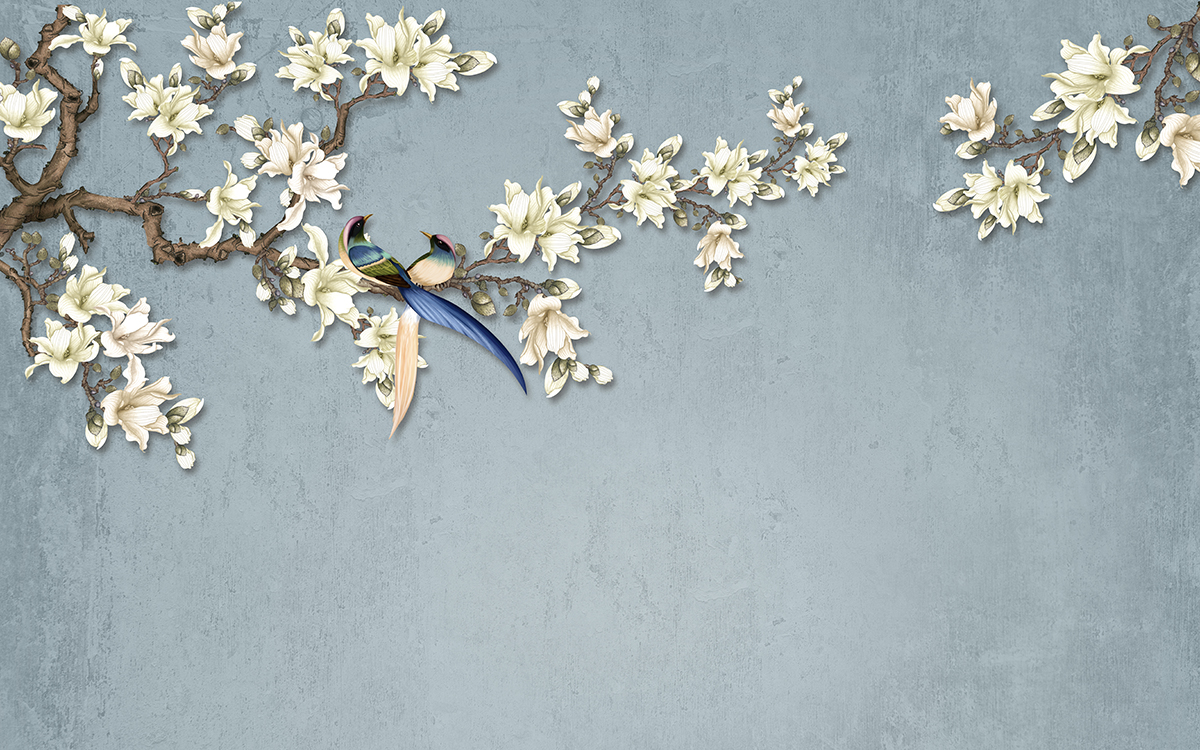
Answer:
339;215;527;436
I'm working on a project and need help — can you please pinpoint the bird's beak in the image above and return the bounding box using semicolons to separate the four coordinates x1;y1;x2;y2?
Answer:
421;231;432;239
363;213;373;222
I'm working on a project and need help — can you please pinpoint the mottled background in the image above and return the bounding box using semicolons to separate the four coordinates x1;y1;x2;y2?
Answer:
2;0;1198;747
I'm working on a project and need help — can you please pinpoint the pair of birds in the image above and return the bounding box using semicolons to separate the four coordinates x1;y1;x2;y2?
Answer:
339;215;526;437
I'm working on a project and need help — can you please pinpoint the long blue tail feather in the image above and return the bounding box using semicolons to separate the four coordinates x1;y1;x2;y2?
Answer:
399;283;528;393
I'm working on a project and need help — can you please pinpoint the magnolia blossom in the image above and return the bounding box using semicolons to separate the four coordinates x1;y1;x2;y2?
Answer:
0;82;58;142
299;223;365;341
181;22;242;78
24;318;99;383
565;107;618;158
694;222;743;272
356;11;422;93
101;355;176;452
49;10;135;55
786;136;846;197
933;160;1008;240
1044;34;1141;102
147;84;212;143
202;161;259;247
411;32;459;102
701;137;763;207
121;73;213;150
58;264;130;323
619;147;680;228
1159;113;1200;186
538;202;584;272
995;158;1050;232
250;121;311;176
101;297;175;358
518;294;588;372
768;98;807;138
281;146;348;230
487;178;554;262
277;28;352;97
1059;95;1135;148
940;80;997;142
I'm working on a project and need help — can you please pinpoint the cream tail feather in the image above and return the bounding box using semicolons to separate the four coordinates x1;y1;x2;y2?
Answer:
390;306;422;438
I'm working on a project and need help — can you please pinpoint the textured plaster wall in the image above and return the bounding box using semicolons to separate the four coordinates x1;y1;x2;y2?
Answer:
2;0;1198;748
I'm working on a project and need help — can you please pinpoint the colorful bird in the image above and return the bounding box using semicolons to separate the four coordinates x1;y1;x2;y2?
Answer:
408;231;458;286
339;215;526;437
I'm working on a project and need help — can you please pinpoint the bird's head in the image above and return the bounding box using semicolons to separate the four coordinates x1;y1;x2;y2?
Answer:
343;214;372;247
421;231;455;256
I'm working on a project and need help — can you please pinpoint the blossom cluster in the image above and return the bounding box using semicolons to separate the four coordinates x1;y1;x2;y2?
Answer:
936;13;1200;238
276;7;496;102
23;235;203;468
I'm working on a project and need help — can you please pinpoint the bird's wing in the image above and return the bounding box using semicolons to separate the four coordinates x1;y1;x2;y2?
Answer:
398;283;528;394
348;243;410;288
389;307;422;438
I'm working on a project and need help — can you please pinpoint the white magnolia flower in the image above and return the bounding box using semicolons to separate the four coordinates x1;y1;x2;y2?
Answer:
121;74;213;149
181;22;242;79
538;202;584;272
933;160;1010;240
277;28;353;97
356;11;421;94
49;11;135;56
1044;34;1141;102
411;32;459;101
58;264;130;323
564;107;618;158
768;97;807;138
618;147;680;228
101;355;176;452
940;80;997;142
996;158;1050;232
253;122;312;176
487;178;554;262
518;294;588;372
1059;95;1135;148
1159;113;1200;186
202;161;259;247
280;145;348;230
24;318;100;383
786;135;846;196
353;307;401;382
694;222;743;272
146;84;212;144
0;81;58;142
299;223;366;341
101;297;175;358
701;137;763;207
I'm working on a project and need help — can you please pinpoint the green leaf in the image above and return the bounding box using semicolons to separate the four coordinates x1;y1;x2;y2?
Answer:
1147;14;1160;29
1003;114;1014;127
216;123;229;135
503;304;518;316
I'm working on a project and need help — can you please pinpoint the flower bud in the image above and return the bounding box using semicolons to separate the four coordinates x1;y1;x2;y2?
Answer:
230;68;247;84
452;53;479;73
673;208;688;227
0;38;20;61
1071;137;1095;161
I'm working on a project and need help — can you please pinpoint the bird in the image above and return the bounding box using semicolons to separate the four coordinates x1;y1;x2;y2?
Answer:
338;215;527;437
408;231;458;287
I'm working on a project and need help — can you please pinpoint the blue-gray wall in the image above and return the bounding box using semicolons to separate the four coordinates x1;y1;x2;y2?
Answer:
3;0;1198;747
